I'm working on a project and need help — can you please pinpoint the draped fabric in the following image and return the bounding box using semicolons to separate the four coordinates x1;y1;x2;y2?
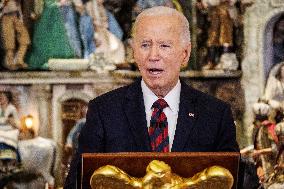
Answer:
26;0;78;70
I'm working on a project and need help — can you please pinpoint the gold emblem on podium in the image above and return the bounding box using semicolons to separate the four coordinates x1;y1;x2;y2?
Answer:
90;160;234;189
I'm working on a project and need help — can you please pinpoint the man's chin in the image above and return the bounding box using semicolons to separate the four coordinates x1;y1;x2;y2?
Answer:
146;83;167;96
144;80;163;90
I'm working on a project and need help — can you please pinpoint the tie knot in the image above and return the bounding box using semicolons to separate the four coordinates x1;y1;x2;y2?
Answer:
152;99;168;110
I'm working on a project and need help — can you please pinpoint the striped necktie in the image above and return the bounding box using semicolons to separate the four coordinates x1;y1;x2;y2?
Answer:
149;98;169;152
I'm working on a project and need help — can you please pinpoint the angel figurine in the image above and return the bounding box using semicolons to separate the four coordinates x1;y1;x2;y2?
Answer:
264;62;284;109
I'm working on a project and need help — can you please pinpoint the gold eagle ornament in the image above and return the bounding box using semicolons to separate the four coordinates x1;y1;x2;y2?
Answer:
90;160;234;189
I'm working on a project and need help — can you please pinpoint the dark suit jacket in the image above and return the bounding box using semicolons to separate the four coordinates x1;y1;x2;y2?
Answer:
64;79;239;188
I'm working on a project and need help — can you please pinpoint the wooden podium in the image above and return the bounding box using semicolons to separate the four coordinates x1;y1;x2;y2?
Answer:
81;152;240;189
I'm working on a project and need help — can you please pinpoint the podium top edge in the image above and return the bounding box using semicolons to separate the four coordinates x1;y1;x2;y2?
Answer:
82;152;240;158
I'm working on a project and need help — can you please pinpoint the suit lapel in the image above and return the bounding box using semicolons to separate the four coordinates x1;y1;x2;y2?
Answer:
172;81;198;152
123;79;151;151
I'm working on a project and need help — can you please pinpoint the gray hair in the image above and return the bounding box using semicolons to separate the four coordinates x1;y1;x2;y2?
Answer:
132;6;191;46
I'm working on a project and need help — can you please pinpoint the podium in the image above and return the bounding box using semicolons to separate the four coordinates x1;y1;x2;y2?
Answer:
81;152;240;189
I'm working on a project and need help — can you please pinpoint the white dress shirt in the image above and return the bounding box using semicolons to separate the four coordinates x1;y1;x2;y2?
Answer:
141;79;181;151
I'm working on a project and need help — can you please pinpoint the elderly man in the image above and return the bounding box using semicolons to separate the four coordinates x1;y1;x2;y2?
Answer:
64;6;239;188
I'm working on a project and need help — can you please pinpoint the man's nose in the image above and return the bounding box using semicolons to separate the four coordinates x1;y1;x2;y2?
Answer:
149;46;160;61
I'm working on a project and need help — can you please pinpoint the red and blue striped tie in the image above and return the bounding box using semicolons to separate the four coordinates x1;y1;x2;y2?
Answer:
149;99;169;152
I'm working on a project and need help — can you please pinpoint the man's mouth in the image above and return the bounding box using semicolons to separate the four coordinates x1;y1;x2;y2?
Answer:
148;68;164;75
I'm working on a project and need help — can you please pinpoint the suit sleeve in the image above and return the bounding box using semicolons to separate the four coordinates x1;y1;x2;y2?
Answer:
215;104;240;152
64;100;105;189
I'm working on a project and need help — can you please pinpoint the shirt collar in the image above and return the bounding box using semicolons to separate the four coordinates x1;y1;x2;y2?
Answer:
141;79;181;113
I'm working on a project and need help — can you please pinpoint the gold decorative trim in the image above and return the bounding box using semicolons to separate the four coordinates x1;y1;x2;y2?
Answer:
90;160;234;189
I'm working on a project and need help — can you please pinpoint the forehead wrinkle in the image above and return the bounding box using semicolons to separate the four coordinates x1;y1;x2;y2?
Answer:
134;17;184;46
136;28;179;42
135;15;180;32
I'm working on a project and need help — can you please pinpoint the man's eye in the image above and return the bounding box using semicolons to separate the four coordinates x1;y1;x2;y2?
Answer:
141;43;150;48
160;44;171;48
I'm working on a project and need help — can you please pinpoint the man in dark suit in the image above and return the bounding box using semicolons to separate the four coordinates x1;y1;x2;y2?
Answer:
64;6;239;188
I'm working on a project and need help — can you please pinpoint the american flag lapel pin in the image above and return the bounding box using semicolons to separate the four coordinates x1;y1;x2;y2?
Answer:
188;112;195;117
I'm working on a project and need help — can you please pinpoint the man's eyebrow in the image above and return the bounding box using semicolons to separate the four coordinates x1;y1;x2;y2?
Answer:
140;39;152;43
158;40;174;44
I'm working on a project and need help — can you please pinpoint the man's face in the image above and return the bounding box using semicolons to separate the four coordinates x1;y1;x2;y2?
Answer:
132;15;191;96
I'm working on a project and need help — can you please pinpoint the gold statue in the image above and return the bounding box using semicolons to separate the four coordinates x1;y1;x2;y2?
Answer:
90;165;141;189
90;160;234;189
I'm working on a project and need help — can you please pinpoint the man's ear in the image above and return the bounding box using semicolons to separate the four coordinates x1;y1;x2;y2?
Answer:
181;43;191;67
